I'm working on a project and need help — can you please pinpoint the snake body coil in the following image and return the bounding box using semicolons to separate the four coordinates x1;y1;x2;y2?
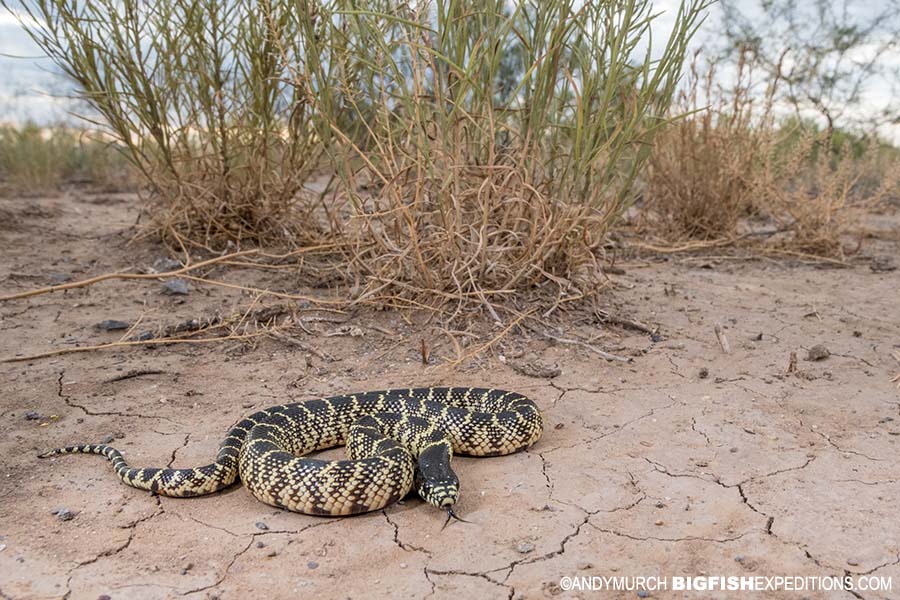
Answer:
39;387;543;516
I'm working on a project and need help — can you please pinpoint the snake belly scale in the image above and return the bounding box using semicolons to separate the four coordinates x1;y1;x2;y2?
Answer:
39;387;543;516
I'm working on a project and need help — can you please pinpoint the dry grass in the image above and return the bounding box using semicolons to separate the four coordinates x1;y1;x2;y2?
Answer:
0;123;137;194
640;53;900;258
290;0;708;316
10;0;711;318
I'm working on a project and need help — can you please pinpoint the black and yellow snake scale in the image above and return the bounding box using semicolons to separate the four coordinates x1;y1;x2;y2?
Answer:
39;387;543;519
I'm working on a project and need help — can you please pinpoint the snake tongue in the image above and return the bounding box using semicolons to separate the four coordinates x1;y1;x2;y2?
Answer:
441;507;471;531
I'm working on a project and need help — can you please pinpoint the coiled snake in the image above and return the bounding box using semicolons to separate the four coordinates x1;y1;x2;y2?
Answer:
39;387;543;520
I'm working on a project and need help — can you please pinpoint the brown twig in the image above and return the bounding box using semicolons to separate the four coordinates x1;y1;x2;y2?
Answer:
2;332;268;363
268;329;333;362
595;309;657;335
446;310;535;367
103;369;167;383
0;249;259;302
540;332;633;363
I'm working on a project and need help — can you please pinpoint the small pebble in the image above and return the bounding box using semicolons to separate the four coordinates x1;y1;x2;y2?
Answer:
153;257;182;272
25;411;42;421
255;521;269;531
554;423;564;430
162;279;190;295
100;435;115;444
654;520;664;526
516;542;535;554
399;563;408;569
806;344;830;361
847;558;860;566
98;595;112;600
871;256;896;272
734;556;744;562
180;563;193;575
655;501;665;509
307;561;319;569
52;507;76;521
698;367;709;379
730;447;739;453
256;541;266;548
95;319;130;331
266;550;277;557
637;591;650;598
577;562;593;570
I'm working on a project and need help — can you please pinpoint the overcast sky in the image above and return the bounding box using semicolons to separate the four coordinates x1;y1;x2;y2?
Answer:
1;2;898;142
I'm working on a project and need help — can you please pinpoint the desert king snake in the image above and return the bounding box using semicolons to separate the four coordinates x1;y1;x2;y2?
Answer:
39;387;543;520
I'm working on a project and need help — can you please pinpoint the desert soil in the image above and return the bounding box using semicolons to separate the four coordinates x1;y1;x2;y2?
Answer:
0;191;898;600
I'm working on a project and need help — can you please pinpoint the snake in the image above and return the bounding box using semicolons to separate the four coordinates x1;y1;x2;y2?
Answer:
38;387;543;520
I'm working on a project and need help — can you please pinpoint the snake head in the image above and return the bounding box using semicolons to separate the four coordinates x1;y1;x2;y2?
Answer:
415;443;460;510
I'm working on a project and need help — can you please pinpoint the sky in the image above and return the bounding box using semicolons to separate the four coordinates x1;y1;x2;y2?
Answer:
1;1;898;142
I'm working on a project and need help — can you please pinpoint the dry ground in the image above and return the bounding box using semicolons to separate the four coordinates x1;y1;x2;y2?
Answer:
0;191;898;600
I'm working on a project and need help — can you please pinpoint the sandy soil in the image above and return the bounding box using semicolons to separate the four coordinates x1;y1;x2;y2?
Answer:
0;191;898;600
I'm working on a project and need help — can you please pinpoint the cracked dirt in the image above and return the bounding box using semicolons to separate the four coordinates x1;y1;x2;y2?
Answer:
1;192;899;599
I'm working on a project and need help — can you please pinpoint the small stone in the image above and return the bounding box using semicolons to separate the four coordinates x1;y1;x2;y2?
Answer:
698;367;709;379
256;541;266;548
516;542;535;554
180;563;193;575
95;319;130;331
161;279;190;295
847;558;860;566
100;434;115;444
852;331;862;337
266;550;277;557
307;561;319;569
730;447;739;453
98;595;112;600
806;344;830;361
509;360;561;379
577;562;593;570
637;591;650;598
53;507;76;521
554;423;564;430
153;257;182;272
255;521;269;531
650;332;663;343
870;256;896;272
25;411;42;421
655;502;665;509
399;563;408;569
734;556;744;562
654;520;664;526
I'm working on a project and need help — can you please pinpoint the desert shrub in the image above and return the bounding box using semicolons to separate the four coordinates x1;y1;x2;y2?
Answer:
8;0;332;244
642;53;776;240
10;0;709;315
641;53;900;257
0;123;136;194
293;0;709;311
